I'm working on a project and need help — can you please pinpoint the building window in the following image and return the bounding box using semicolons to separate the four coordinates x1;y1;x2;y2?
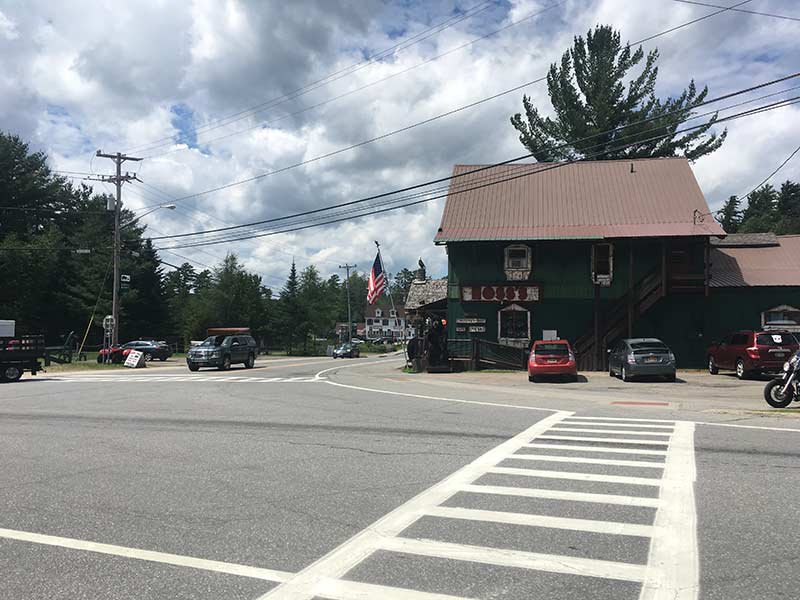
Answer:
382;319;389;326
763;305;800;331
592;243;614;286
498;303;530;344
390;309;397;318
504;244;531;281
375;309;382;318
366;318;372;325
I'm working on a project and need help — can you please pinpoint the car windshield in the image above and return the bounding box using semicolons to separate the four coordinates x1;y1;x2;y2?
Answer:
339;344;351;350
534;343;569;355
756;333;798;346
199;336;226;347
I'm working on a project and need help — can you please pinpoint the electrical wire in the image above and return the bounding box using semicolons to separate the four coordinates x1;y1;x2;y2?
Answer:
737;142;800;200
125;0;500;154
148;73;800;241
671;0;800;22
159;95;800;250
138;0;757;206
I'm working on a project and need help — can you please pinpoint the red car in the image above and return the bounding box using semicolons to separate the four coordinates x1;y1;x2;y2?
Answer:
528;339;578;382
707;330;799;379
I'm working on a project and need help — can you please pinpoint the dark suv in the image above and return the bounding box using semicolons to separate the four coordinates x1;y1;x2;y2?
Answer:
186;335;257;371
707;330;799;379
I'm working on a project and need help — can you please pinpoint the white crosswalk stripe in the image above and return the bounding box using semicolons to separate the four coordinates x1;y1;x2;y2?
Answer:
256;412;699;600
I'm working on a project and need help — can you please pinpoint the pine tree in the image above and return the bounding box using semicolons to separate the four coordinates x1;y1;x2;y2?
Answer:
510;25;725;162
716;196;742;233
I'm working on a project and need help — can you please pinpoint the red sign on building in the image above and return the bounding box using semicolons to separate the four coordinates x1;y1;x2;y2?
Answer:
461;285;541;302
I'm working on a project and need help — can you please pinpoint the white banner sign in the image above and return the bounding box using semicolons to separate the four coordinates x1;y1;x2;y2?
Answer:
124;350;145;368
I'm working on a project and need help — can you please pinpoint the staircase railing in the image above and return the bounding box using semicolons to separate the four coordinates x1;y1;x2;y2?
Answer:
574;268;664;370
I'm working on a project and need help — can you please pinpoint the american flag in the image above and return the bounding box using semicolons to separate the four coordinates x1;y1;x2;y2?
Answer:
367;252;387;305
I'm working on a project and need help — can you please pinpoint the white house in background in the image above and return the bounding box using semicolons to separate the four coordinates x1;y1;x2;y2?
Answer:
364;304;413;340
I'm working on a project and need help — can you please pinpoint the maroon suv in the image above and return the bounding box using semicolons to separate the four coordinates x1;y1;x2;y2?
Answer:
707;330;799;379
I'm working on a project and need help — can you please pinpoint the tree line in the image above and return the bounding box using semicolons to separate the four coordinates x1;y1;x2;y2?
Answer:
716;180;800;235
0;132;414;352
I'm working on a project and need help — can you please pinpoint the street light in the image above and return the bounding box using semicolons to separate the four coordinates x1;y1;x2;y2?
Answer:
123;204;176;229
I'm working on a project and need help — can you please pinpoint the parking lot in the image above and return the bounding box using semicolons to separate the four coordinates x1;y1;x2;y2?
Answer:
2;355;800;599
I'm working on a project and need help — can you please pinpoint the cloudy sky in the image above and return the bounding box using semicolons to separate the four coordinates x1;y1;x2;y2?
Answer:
1;0;798;288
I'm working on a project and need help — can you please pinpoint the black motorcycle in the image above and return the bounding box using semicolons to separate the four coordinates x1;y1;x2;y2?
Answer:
764;351;800;408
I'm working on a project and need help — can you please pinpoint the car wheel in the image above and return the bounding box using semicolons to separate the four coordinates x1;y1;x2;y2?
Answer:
666;373;677;382
245;353;255;369
96;355;103;364
570;374;579;383
621;365;630;382
736;358;748;380
708;356;719;375
528;374;535;382
219;356;231;371
608;365;615;377
159;357;167;362
1;365;22;383
144;352;153;362
188;362;199;372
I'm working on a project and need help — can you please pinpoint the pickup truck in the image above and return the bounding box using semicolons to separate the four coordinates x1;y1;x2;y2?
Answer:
0;335;46;382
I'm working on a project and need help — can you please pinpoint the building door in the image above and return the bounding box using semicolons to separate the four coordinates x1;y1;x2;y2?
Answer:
498;304;530;348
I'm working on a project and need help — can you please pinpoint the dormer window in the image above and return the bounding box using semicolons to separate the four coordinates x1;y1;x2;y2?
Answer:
504;244;531;281
389;309;397;318
375;309;382;318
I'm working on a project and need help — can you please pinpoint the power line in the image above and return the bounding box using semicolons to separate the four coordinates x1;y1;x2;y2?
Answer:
738;142;800;200
125;0;499;154
148;72;800;242
159;94;800;250
671;0;800;22
140;2;565;158
140;0;756;206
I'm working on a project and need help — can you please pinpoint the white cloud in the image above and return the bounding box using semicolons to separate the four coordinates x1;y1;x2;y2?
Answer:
0;0;798;288
0;10;18;40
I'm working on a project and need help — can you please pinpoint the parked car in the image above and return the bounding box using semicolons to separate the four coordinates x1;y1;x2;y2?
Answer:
608;338;676;382
122;340;172;361
707;330;799;379
186;334;257;371
350;338;365;345
528;339;578;382
333;343;360;359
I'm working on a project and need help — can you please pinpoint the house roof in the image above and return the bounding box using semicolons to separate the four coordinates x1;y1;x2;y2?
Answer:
434;158;724;243
710;232;779;247
710;235;800;287
405;278;448;310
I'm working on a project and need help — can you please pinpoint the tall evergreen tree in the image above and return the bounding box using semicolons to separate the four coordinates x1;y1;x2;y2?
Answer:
279;261;305;354
716;196;742;233
510;25;725;162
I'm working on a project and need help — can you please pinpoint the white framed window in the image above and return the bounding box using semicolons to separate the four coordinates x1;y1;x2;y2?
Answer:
592;243;614;286
375;309;382;318
762;305;800;331
498;303;530;347
504;244;531;281
389;309;397;318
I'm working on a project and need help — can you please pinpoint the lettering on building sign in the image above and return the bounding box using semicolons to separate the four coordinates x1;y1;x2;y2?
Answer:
456;318;487;325
455;327;466;333
468;326;486;333
461;286;541;302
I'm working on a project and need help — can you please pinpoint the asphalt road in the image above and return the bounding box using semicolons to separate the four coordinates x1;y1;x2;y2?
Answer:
1;355;799;599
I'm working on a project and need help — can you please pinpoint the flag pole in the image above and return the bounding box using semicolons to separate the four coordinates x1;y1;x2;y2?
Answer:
375;240;401;344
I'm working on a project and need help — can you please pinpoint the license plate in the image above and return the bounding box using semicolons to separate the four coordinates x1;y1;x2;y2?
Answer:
775;352;786;358
547;359;558;363
644;356;659;363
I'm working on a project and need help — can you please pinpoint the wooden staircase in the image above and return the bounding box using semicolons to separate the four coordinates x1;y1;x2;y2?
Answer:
574;269;664;371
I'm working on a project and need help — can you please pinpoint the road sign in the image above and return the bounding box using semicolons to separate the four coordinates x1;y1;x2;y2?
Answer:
102;315;115;331
124;350;145;368
120;274;131;283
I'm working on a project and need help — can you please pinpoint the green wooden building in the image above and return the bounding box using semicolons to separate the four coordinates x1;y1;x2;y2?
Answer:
433;158;800;369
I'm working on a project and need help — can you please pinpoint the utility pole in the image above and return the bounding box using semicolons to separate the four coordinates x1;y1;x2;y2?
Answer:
339;263;356;342
90;151;143;346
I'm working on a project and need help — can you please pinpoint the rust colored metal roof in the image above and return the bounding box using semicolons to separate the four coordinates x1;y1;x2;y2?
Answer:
711;232;779;247
710;235;800;287
434;158;724;243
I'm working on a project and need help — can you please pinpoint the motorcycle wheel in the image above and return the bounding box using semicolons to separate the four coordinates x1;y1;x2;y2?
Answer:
764;379;794;408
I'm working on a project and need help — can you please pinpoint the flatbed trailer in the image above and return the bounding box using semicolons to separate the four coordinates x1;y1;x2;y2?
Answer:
0;335;46;383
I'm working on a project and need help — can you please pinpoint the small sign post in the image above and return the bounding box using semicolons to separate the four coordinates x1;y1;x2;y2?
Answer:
124;350;145;368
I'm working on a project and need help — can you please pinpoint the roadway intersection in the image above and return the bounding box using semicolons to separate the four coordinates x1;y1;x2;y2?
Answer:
1;355;799;599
